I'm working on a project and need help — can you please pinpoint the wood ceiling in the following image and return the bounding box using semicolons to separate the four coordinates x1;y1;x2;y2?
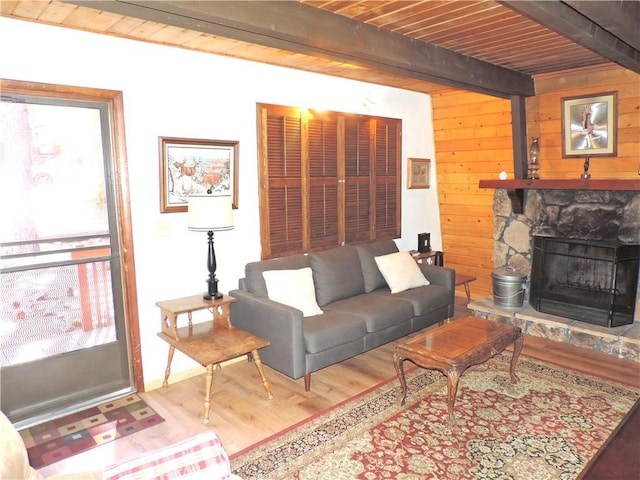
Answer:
2;1;639;98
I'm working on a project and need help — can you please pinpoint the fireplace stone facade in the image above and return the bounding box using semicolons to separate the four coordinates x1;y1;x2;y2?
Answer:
492;189;640;276
471;187;640;363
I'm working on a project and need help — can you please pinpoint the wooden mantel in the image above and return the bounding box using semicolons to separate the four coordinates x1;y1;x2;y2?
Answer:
479;179;640;213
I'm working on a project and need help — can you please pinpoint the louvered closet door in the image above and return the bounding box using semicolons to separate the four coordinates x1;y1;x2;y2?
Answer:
261;106;304;258
257;103;402;259
308;114;339;250
374;118;401;238
344;116;372;243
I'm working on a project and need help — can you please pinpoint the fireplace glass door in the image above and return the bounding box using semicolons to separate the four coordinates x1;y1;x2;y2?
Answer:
530;236;639;327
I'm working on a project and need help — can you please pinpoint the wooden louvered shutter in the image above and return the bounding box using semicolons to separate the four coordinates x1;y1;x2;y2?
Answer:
258;105;303;258
258;103;401;259
344;116;372;243
373;118;401;239
308;114;339;250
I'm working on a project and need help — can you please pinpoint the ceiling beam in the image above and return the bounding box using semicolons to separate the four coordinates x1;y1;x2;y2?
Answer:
72;0;534;98
501;0;640;73
563;0;640;52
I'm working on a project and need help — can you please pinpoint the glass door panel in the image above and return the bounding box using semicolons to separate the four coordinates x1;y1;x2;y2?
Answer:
1;90;134;427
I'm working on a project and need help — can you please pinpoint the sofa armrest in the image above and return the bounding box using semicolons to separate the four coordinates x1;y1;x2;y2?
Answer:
420;265;456;317
229;289;306;380
420;265;455;291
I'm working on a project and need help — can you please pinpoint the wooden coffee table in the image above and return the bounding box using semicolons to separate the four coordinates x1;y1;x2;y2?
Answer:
393;316;523;427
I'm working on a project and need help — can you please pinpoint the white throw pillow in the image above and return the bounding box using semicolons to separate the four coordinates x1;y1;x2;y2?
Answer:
374;251;430;294
262;267;323;317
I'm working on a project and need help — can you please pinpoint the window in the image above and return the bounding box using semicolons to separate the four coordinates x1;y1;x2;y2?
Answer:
257;104;401;259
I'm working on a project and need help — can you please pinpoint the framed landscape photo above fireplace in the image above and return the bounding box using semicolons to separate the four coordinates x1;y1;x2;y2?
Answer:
561;91;617;158
159;137;239;213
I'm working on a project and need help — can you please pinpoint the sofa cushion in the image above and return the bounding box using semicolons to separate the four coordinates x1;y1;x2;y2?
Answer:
310;246;365;306
262;267;323;317
371;284;451;316
356;240;399;293
103;431;232;480
323;293;414;333
302;311;367;354
245;254;310;297
374;251;430;293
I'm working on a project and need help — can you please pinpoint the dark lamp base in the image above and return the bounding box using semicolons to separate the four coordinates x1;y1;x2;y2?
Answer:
203;291;223;301
204;275;222;301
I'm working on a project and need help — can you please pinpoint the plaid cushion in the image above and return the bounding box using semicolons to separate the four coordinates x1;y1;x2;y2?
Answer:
103;431;231;480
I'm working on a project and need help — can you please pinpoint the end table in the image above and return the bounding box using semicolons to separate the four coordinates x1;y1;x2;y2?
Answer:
156;294;273;424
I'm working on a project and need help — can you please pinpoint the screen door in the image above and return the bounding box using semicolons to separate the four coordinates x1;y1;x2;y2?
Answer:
1;88;135;427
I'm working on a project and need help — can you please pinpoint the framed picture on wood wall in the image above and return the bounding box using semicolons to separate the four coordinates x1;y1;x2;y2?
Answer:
561;91;617;157
407;158;431;189
159;137;239;213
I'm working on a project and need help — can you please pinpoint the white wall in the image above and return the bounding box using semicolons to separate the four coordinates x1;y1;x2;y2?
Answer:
1;17;442;386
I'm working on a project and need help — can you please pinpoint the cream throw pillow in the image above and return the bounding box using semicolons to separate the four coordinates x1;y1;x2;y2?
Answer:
262;267;323;317
374;251;430;293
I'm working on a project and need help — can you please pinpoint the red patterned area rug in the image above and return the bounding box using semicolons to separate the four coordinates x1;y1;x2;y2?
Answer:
231;355;639;480
20;394;164;468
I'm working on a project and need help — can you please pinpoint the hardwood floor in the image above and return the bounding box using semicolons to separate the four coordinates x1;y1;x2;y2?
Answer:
37;296;640;477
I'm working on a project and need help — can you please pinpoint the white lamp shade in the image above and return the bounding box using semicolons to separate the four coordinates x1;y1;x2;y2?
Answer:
187;194;234;232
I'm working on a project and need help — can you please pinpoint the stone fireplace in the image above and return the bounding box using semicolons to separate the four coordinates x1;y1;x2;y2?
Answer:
470;183;640;363
491;188;640;321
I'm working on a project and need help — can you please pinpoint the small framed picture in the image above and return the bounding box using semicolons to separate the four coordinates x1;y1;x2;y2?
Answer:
407;158;431;189
561;91;617;157
159;137;239;213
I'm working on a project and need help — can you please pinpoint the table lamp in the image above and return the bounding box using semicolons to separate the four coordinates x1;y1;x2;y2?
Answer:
187;191;234;300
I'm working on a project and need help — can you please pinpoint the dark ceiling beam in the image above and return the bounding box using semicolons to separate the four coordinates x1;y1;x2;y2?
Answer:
72;0;534;98
501;0;640;73
564;0;640;52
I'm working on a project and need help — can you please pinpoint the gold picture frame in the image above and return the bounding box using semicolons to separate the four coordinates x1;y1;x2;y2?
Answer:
159;137;239;213
407;158;431;189
561;91;617;157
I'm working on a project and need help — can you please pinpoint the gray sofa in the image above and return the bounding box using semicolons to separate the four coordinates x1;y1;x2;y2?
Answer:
229;239;455;391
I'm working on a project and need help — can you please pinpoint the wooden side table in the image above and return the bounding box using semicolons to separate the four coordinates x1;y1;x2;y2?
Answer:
410;250;437;265
455;273;477;302
410;251;476;301
156;294;273;424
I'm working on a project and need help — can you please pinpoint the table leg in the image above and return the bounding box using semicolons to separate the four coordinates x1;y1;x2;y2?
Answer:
464;283;471;302
251;349;273;400
162;345;175;388
446;367;461;427
203;363;214;424
510;332;524;384
393;349;408;406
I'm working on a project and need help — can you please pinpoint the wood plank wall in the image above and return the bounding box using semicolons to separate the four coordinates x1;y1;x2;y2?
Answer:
431;90;511;300
528;64;639;179
431;63;640;300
